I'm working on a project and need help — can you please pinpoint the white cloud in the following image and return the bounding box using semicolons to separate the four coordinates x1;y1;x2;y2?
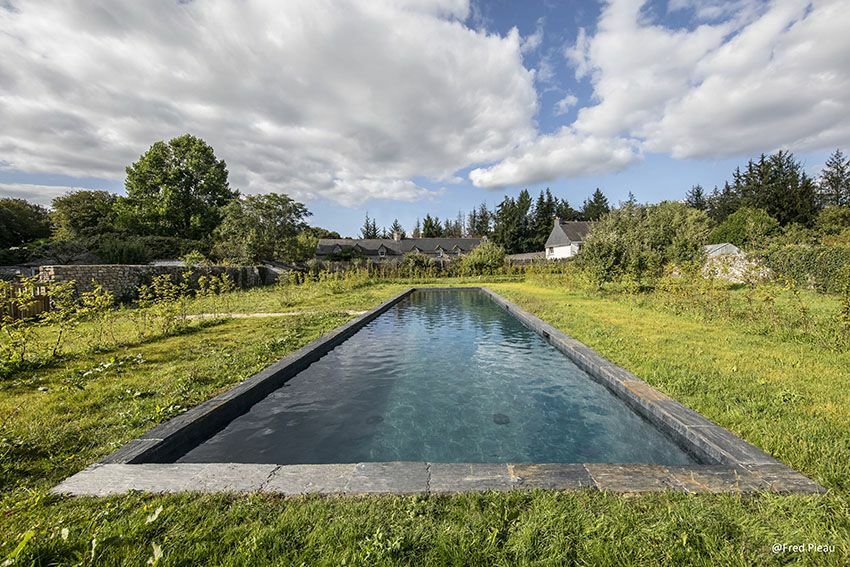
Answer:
566;0;850;159
0;183;86;207
521;17;545;54
554;94;579;116
468;128;639;188
0;0;537;205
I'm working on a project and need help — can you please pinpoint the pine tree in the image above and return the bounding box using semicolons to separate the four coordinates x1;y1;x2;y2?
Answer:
389;219;406;239
360;212;379;239
623;191;638;207
581;188;610;221
819;148;850;207
555;198;578;221
412;218;421;238
685;185;707;210
422;214;443;237
532;189;558;250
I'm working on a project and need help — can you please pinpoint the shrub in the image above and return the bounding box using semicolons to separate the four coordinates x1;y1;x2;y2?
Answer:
459;241;506;275
579;201;711;284
762;244;850;293
708;207;779;248
816;206;850;236
399;252;435;277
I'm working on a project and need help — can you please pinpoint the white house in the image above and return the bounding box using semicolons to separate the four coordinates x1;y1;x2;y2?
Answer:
544;219;594;259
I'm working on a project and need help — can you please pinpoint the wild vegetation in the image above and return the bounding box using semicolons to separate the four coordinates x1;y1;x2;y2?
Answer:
1;272;848;564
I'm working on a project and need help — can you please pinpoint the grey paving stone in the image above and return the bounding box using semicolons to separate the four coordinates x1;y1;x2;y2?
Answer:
429;463;512;493
262;464;356;494
666;465;765;493
51;464;205;496
347;462;429;494
191;464;279;493
743;464;827;494
509;464;596;490
694;425;778;465
585;464;683;492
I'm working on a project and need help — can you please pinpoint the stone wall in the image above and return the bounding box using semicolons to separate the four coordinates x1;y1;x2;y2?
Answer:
38;264;277;302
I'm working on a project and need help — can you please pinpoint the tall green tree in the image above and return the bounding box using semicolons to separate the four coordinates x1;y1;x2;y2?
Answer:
532;189;558;250
412;218;422;238
213;193;310;263
50;190;117;239
581;188;610;221
0;198;51;247
685;185;707;210
555;198;579;221
360;213;379;239
422;214;443;237
818;148;850;207
389;219;406;239
117;134;237;240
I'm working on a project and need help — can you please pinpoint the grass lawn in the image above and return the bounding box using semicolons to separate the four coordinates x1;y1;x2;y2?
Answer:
1;278;848;565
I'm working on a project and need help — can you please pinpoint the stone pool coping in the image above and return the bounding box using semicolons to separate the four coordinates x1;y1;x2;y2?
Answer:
53;287;824;496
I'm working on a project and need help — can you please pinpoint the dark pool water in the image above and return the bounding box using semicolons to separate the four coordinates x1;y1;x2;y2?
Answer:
178;289;696;465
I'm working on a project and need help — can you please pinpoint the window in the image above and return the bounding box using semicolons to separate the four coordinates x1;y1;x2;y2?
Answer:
378;248;386;258
436;249;444;258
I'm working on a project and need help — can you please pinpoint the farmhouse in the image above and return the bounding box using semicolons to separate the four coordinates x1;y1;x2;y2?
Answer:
544;219;594;259
315;233;483;262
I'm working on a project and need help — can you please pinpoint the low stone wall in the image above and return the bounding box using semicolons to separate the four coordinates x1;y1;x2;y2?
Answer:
38;264;277;302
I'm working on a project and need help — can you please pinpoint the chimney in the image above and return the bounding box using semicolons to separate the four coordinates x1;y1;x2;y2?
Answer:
393;231;401;242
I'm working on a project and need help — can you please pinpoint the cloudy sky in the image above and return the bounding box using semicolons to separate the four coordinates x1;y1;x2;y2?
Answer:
1;0;849;236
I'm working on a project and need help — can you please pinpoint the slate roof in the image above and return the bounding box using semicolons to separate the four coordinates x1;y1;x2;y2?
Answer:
544;221;594;248
704;243;741;257
315;237;483;258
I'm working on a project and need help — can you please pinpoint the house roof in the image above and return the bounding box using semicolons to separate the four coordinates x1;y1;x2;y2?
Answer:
316;237;483;257
704;243;741;257
544;221;594;248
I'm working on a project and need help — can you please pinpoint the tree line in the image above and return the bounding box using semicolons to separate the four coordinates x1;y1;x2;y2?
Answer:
361;188;613;254
1;135;337;266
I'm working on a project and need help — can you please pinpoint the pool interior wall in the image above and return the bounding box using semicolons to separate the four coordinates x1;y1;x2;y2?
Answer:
176;288;697;465
52;286;825;495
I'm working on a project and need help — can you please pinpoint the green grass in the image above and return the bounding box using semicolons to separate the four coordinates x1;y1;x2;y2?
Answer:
2;278;849;565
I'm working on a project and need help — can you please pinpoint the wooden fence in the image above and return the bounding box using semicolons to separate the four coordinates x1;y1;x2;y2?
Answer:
0;283;51;321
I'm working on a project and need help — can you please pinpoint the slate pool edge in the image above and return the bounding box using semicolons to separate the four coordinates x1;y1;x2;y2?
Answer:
52;286;824;496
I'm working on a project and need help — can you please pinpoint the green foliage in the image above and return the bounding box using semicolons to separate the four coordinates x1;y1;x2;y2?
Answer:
581;188;610;221
708;206;779;248
818;148;850;207
579;201;711;284
685;185;707;210
399;252;436;277
459;241;506;275
816;205;850;235
0;198;51;247
360;213;379;239
213;193;311;264
421;214;443;237
762;244;850;294
50;190;117;240
117;134;237;240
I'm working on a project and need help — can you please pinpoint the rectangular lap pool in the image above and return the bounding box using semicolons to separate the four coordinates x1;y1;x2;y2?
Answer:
53;287;824;495
178;289;695;465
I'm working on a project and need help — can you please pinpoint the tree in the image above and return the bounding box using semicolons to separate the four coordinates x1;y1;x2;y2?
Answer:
467;203;491;237
459;241;506;275
581;188;610;221
555;198;579;221
531;189;557;250
389;219;406;239
816;206;850;236
685;185;707;210
818;148;850;207
50;190;117;239
708;207;779;248
117;134;237;240
412;218;422;238
213;193;311;263
579;201;711;283
360;213;379;239
0;198;51;247
422;214;443;237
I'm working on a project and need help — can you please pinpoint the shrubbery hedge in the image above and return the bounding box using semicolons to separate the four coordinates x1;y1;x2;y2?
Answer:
762;244;850;293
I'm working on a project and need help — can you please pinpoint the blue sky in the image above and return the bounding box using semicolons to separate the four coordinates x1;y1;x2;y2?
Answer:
1;0;846;237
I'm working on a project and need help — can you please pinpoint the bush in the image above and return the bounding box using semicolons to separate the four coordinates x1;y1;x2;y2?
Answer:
762;244;850;293
399;252;436;277
709;207;779;248
816;206;850;236
579;201;711;284
459;241;506;275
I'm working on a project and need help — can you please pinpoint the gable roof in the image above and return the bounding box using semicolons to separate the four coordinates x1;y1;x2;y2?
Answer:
704;243;741;257
545;221;594;248
316;237;482;257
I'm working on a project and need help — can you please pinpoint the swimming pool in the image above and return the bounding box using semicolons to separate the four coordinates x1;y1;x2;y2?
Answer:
54;286;822;496
177;289;696;465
